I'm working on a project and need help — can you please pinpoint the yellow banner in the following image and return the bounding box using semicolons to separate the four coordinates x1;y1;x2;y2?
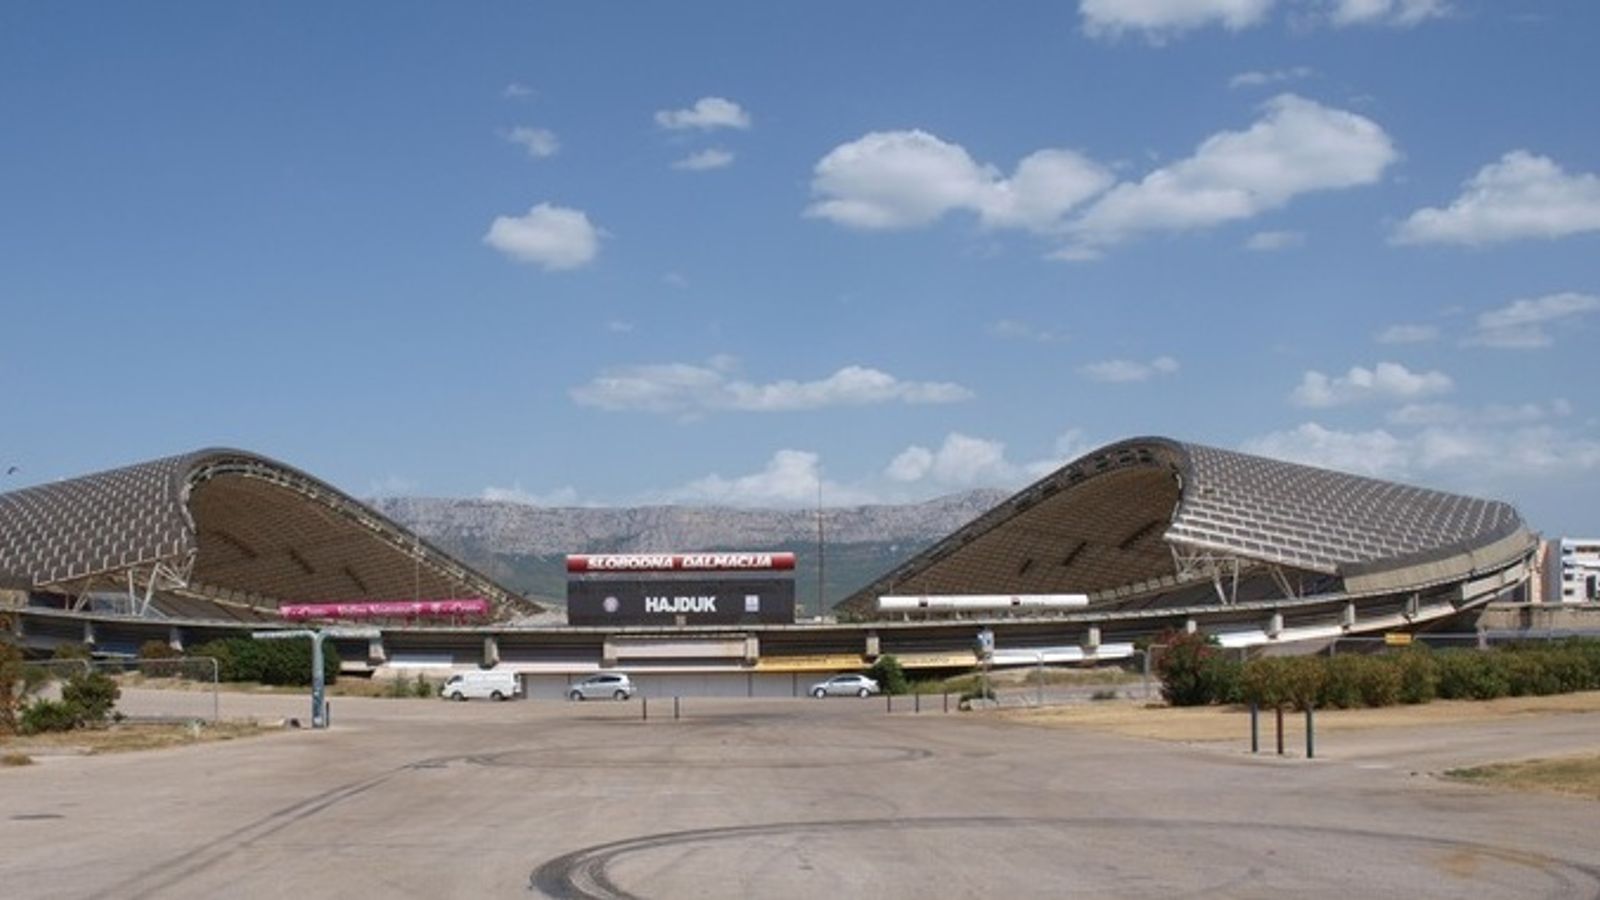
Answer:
753;654;868;672
894;652;980;669
1383;632;1414;646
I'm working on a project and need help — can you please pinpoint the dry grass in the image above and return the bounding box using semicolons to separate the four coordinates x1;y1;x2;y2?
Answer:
0;720;275;757
2;751;33;767
1446;755;1600;801
1000;691;1600;743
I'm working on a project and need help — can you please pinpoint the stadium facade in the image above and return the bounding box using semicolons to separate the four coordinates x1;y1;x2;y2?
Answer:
1;438;1541;695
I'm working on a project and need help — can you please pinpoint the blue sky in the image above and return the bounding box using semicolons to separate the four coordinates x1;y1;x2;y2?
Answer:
2;1;1597;534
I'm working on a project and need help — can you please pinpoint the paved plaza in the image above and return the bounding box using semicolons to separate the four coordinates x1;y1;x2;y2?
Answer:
3;692;1599;898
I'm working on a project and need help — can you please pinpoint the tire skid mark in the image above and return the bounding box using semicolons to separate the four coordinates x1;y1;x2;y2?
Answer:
528;816;1600;900
121;754;474;899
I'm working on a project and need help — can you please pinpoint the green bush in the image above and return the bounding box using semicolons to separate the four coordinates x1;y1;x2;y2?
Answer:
20;699;81;734
138;640;183;678
189;637;339;686
61;671;120;725
1395;650;1438;704
1241;657;1324;710
1355;656;1402;707
51;643;91;661
1319;656;1366;709
1435;651;1508;700
413;674;435;698
1154;630;1240;707
867;655;910;695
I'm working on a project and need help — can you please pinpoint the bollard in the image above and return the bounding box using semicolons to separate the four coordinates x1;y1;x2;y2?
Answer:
674;696;680;721
915;693;921;714
642;696;648;721
1275;706;1284;756
943;692;949;714
886;693;892;714
1305;706;1315;759
1250;703;1259;754
326;701;332;728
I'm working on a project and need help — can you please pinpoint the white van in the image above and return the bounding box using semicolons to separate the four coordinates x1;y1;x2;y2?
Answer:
440;670;520;702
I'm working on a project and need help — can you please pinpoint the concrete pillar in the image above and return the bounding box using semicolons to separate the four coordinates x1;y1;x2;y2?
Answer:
744;635;760;665
82;620;96;647
368;635;387;665
167;626;184;653
483;635;500;668
1267;612;1283;639
1404;593;1420;620
1184;618;1198;635
1342;602;1357;630
601;638;618;668
1082;626;1101;651
865;630;881;659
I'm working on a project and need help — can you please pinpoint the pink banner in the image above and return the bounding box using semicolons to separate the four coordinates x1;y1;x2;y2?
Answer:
278;599;491;621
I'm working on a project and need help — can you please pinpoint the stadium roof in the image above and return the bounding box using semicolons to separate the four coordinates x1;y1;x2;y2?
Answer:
838;437;1534;617
0;449;538;616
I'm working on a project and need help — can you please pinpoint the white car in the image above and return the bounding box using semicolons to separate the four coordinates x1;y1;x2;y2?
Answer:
568;673;636;701
809;673;880;698
440;670;520;702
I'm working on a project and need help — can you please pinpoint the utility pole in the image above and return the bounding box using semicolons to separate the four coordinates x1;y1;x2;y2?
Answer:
816;477;825;620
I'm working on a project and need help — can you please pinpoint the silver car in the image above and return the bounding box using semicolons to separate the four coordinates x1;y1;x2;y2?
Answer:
568;673;636;701
809;673;880;698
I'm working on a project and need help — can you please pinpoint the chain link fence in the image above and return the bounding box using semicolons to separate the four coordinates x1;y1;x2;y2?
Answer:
28;657;220;723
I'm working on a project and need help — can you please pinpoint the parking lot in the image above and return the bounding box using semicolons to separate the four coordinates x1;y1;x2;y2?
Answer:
4;690;1599;898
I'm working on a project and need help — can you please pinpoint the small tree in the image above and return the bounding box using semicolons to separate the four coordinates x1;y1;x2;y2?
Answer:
138;640;183;678
1153;629;1234;706
867;655;910;695
1;641;34;734
61;671;120;726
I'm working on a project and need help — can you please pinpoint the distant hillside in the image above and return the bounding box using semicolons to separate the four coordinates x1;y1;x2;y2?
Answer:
369;490;1008;610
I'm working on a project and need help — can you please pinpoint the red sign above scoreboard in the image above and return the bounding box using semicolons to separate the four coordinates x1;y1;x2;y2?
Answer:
565;552;797;574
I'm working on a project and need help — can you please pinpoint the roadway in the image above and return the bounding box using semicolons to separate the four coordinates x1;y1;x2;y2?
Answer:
3;692;1598;898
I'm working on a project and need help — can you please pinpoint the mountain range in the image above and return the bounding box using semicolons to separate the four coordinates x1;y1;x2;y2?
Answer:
369;489;1008;612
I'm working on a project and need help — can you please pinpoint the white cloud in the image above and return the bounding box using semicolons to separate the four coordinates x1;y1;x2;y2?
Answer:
1393;151;1600;245
1079;0;1275;41
886;433;1011;486
805;130;1112;232
665;450;874;507
1245;229;1305;251
481;483;581;506
662;272;689;288
570;362;973;416
886;429;1097;489
1063;95;1396;256
502;83;535;99
1080;356;1179;383
1242;423;1411;477
1230;66;1313;89
1245;422;1600;481
503;126;559;159
1466;292;1600;349
988;319;1067;343
1290;361;1453;407
1387;399;1571;427
673;148;735;171
655;97;751;131
604;319;634;334
483;203;602;270
1374;323;1439;344
1327;0;1449;27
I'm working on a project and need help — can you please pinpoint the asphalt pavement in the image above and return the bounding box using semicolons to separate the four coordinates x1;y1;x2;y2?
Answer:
2;690;1598;898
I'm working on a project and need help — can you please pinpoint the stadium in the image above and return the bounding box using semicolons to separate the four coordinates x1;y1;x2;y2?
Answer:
1;438;1539;697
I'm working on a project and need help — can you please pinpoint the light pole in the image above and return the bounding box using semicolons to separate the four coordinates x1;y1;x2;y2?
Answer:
815;476;825;621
